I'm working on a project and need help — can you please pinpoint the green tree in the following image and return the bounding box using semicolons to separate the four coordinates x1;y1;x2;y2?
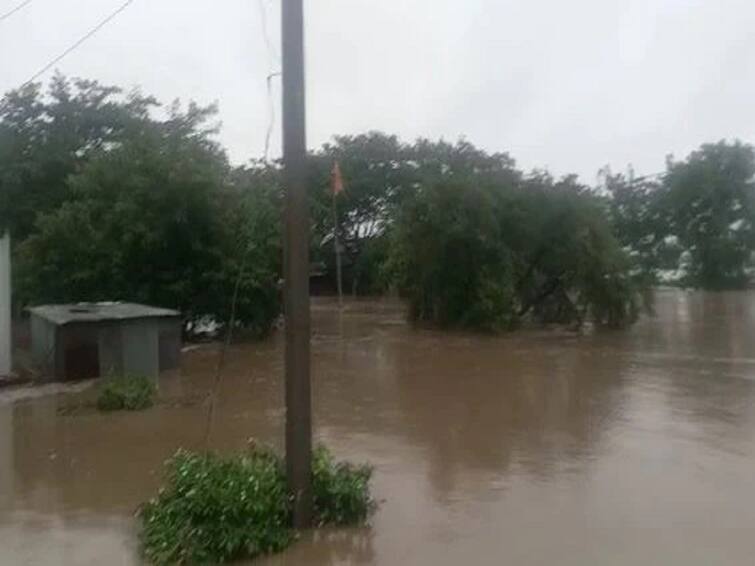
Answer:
307;135;523;297
0;74;156;239
17;103;224;308
220;163;283;336
308;132;410;294
388;177;517;330
511;174;641;327
15;95;281;334
602;167;676;281
388;152;643;330
664;141;755;289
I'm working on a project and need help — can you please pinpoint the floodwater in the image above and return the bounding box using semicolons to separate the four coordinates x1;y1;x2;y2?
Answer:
2;289;755;565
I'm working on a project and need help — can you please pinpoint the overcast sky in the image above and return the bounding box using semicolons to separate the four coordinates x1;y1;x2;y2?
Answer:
2;0;754;182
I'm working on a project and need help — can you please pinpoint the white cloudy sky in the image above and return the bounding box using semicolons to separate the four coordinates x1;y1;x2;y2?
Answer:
1;0;754;182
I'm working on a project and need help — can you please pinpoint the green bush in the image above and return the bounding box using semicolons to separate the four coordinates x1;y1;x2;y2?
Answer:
312;446;375;526
139;445;374;564
96;376;156;412
140;448;292;565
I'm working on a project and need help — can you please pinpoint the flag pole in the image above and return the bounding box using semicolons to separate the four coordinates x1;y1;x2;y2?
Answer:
332;193;344;306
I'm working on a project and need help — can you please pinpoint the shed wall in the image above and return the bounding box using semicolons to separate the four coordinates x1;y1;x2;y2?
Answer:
30;312;182;381
158;318;182;371
30;315;56;378
122;319;159;378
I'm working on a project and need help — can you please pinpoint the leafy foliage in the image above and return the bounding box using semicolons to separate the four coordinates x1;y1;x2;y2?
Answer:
212;164;283;335
312;445;375;526
513;175;642;328
663;141;755;289
3;76;281;335
140;446;374;565
140;448;292;565
0;74;157;239
603;141;755;289
388;156;642;330
388;178;517;330
602;168;673;280
4;75;752;335
16;105;225;307
350;234;392;295
308;132;411;294
307;135;524;299
307;136;643;330
96;376;156;412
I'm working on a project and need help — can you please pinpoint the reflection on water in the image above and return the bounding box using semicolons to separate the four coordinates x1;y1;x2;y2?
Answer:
2;289;755;565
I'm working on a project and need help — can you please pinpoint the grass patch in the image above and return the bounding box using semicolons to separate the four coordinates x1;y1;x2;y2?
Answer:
139;445;374;565
96;376;156;412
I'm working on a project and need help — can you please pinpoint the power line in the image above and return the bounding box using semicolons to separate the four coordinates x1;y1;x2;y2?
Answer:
0;0;32;23
264;71;281;162
20;0;136;88
257;0;280;64
259;0;280;162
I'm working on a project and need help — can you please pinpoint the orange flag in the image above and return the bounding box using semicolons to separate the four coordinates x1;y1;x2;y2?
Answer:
331;161;345;196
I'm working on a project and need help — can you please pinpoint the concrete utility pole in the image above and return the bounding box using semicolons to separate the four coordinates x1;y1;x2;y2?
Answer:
0;233;10;378
281;0;312;527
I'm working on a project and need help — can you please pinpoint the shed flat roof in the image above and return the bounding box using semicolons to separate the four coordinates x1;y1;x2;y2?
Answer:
28;302;181;326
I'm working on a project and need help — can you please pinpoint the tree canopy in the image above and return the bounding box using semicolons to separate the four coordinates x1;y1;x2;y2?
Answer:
0;75;158;239
604;141;755;290
388;166;641;330
2;75;752;336
2;76;281;335
664;141;755;289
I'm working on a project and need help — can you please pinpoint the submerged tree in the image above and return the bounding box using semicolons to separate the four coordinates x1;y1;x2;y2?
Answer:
305;135;521;296
663;141;755;289
512;175;642;328
388;152;643;331
388;177;517;330
602;167;674;281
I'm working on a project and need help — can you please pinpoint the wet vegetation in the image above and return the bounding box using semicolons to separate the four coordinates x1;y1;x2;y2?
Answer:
2;76;754;333
96;376;156;412
386;166;640;330
312;445;375;526
0;75;282;336
605;141;755;290
139;445;374;564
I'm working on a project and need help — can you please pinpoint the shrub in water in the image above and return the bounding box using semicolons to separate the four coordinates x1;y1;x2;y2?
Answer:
140;448;293;565
140;445;375;564
96;376;156;412
312;446;375;526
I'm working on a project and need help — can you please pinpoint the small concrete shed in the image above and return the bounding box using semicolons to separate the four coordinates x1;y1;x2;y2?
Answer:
29;302;181;381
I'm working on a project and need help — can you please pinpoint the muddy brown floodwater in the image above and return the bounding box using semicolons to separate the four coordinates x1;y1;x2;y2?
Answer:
3;289;755;565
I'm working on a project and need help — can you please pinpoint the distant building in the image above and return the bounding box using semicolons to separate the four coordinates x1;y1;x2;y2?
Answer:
29;302;181;381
